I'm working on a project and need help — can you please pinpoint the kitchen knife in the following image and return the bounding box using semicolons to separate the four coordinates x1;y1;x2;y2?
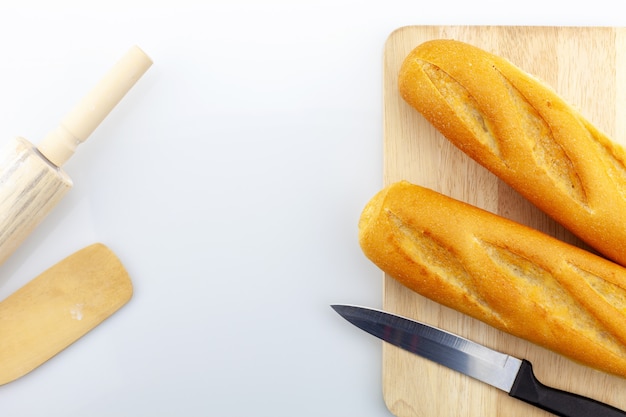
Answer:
331;304;626;417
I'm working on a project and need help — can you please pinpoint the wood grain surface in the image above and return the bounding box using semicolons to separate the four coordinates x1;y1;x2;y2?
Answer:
382;26;626;417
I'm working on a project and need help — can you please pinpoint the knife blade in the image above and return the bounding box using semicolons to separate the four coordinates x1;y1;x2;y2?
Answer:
331;304;626;417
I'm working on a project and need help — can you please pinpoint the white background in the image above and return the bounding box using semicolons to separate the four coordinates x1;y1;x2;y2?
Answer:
0;1;621;416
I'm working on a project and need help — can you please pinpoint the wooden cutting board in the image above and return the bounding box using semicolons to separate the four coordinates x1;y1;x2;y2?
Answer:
382;26;626;417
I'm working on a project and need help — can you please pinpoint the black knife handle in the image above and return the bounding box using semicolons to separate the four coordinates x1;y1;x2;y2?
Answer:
509;360;626;417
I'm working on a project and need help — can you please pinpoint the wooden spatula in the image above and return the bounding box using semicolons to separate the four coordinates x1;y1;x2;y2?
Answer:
0;243;133;385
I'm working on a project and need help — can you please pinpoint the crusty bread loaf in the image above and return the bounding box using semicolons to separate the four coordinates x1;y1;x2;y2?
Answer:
359;180;626;378
398;39;626;267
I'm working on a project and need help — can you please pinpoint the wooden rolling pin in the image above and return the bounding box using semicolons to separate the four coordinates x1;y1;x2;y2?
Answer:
0;46;152;266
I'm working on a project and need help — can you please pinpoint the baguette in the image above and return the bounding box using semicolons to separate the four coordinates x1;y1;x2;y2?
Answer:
359;180;626;378
398;39;626;267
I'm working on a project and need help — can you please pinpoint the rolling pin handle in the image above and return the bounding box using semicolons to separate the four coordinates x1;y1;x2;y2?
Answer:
37;45;152;167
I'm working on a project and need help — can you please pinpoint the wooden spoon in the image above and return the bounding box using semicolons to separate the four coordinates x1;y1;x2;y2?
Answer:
0;243;133;385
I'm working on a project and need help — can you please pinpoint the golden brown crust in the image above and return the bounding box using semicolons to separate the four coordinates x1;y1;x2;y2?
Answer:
398;39;626;267
359;181;626;378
